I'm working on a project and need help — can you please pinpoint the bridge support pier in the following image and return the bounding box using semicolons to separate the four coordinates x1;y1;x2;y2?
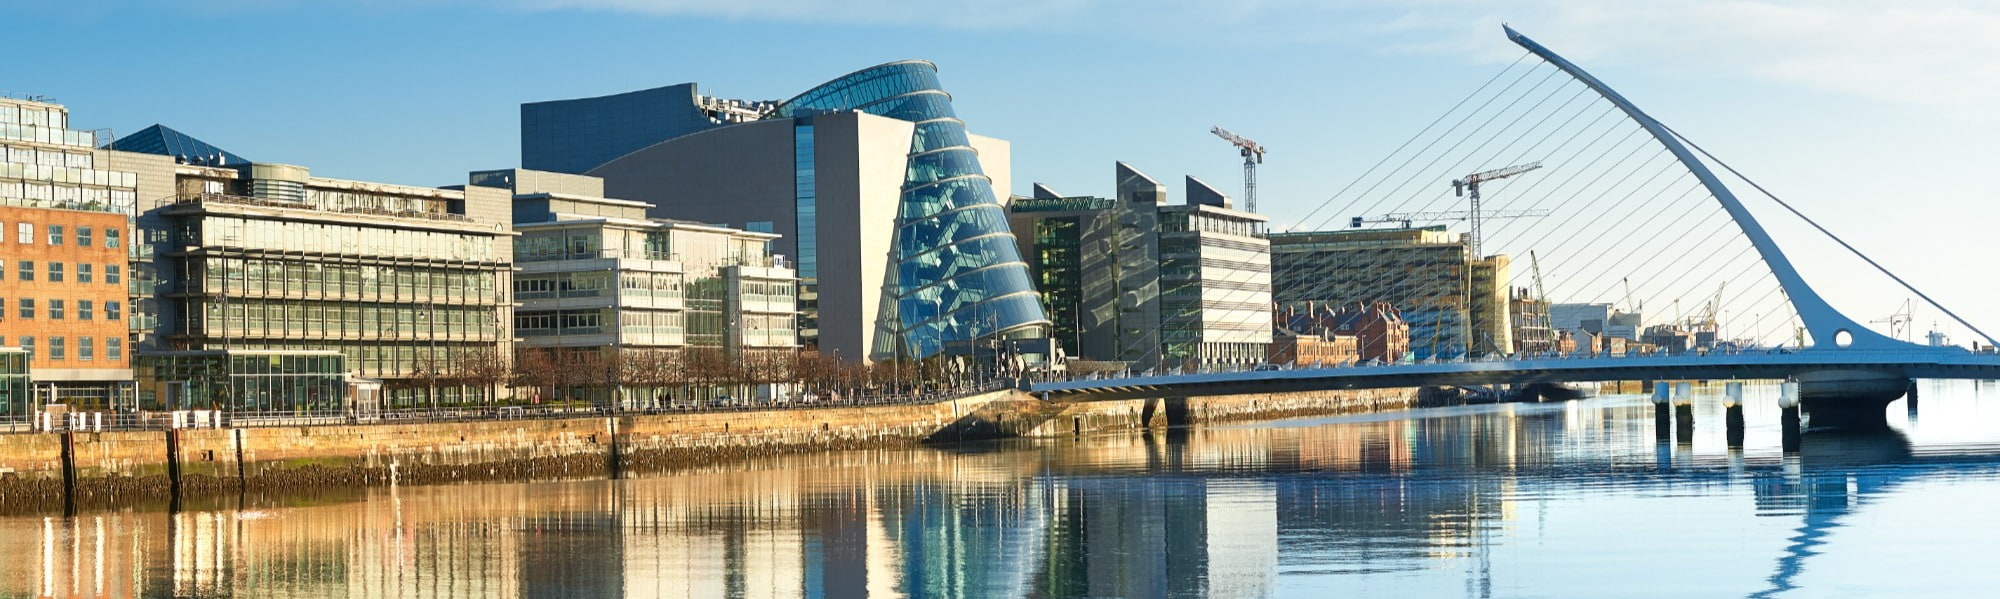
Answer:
1725;382;1745;448
1674;402;1695;444
1652;382;1671;441
1796;370;1910;430
1780;381;1802;452
1905;381;1920;414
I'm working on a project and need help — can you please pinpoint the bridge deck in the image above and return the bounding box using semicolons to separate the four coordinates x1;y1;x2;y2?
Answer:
1030;349;2000;401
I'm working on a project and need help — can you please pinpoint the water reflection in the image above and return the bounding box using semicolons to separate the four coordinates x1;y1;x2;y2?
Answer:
5;381;2000;597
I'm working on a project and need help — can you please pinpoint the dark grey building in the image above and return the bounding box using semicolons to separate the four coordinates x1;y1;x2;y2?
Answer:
520;83;772;175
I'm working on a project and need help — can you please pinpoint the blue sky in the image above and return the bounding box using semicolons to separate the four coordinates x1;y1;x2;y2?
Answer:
14;0;2000;344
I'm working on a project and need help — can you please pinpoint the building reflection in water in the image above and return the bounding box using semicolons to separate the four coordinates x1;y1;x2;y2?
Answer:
2;384;1993;598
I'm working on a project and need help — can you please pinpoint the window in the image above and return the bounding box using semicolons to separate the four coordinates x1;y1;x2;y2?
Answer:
17;261;29;281
77;263;91;283
17;299;30;319
47;225;62;245
48;337;63;360
20;337;32;358
47;262;61;282
78;301;92;320
106;265;120;285
105;228;120;249
76;226;91;247
106;301;120;321
107;338;122;361
0;259;4;281
49;300;63;320
16;223;29;244
78;338;93;361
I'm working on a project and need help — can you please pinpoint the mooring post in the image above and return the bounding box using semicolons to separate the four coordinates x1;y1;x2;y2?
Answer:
1652;381;1671;441
1725;382;1746;448
1779;380;1802;452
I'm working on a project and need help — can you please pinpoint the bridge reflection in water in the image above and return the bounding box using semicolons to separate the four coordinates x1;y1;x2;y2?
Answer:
5;381;2000;598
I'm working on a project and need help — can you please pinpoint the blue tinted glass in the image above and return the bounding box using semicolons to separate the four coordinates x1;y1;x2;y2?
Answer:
773;61;1048;357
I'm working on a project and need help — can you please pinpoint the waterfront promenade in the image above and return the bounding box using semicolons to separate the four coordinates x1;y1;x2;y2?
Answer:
0;386;1415;514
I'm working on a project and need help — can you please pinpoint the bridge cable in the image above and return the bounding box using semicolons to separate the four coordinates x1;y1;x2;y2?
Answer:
1662;124;2000;348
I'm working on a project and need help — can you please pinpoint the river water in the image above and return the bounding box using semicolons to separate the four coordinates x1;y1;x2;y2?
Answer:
6;380;2000;598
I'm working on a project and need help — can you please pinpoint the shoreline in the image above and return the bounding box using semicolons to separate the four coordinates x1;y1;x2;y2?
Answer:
0;387;1417;516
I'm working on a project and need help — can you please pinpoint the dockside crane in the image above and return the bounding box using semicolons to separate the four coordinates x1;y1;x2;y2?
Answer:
1873;299;1914;341
1210;126;1265;213
1452;161;1543;257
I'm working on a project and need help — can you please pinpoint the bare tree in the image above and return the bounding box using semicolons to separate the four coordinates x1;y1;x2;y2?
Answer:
455;348;511;411
513;348;562;406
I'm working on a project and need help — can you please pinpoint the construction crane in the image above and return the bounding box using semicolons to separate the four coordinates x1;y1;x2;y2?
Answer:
1350;209;1550;229
1451;161;1543;257
1210;126;1265;212
1873;299;1914;341
1622;277;1642;314
1530;250;1555;353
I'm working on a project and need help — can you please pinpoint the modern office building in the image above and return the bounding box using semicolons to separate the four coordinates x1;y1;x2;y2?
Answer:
524;61;1050;364
1269;225;1511;360
477;168;798;403
1549;303;1642;343
129;158;515;407
521;84;773;176
0;95;148;409
1007;164;1271;370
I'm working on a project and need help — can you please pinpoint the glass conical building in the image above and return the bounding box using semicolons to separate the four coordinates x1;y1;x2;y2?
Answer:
563;61;1050;361
768;61;1047;357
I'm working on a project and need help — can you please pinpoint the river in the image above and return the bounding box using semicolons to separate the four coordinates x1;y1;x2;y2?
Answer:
6;380;2000;598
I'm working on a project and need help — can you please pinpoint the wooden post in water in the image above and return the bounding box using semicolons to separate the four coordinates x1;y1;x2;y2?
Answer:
1724;382;1746;448
1653;382;1671;441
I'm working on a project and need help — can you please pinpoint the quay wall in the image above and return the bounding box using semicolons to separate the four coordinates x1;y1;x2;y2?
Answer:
0;386;1416;511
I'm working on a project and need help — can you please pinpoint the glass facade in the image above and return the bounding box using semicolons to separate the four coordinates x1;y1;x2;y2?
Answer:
135;351;346;413
770;61;1048;357
0;349;27;419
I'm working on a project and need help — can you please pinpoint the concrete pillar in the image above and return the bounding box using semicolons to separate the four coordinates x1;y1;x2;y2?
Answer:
1779;380;1802;452
1671;381;1693;444
1724;382;1745;448
1906;381;1920;414
1652;382;1671;441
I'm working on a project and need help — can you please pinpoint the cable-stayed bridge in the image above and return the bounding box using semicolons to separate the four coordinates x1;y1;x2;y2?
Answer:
1026;26;2000;420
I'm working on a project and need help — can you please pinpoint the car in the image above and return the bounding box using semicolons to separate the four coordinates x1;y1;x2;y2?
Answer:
1252;363;1281;372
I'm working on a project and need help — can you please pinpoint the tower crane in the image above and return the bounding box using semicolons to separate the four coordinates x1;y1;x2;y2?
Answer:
1451;161;1543;257
1530;250;1555;353
1872;299;1914;341
1350;209;1550;229
1210;126;1265;213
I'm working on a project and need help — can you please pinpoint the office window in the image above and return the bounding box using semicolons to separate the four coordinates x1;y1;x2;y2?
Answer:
77;263;91;283
78;300;92;320
107;337;122;361
18;299;31;319
106;301;121;321
47;262;61;282
49;300;63;320
78;338;93;362
20;337;32;358
47;225;62;245
48;337;63;360
106;265;120;285
17;260;30;281
16;223;29;244
105;228;120;248
76;226;91;247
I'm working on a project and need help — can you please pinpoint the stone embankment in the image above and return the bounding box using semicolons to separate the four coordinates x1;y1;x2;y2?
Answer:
0;387;1416;513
